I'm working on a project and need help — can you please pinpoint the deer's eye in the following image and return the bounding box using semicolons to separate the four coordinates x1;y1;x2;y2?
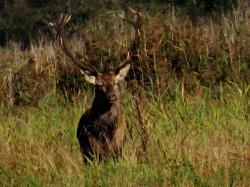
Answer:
96;83;103;89
96;84;102;88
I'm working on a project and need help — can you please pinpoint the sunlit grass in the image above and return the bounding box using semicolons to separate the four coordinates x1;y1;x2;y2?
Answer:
0;84;249;186
0;3;250;186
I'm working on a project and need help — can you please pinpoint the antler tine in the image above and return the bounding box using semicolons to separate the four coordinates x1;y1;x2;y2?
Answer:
114;52;130;73
59;13;63;23
49;14;96;73
118;7;143;29
48;15;55;27
128;7;137;14
65;14;71;23
128;7;142;21
118;13;136;27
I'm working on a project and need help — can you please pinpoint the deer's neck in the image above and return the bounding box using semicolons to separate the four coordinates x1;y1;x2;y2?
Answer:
91;96;120;117
89;93;122;140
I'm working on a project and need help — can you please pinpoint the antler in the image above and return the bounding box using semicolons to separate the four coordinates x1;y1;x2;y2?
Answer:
118;7;143;42
49;14;95;72
114;52;130;74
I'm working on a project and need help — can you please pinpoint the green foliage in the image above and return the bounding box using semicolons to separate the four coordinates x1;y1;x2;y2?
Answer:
181;0;239;12
0;0;94;47
0;83;249;186
0;1;249;186
0;0;245;47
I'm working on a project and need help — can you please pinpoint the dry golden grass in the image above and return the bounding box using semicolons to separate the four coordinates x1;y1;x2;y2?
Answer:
0;4;250;186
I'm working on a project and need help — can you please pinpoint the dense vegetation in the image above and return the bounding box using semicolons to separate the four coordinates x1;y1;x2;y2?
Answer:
0;0;241;47
0;1;249;186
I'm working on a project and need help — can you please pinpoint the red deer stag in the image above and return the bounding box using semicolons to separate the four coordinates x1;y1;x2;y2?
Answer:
50;15;130;161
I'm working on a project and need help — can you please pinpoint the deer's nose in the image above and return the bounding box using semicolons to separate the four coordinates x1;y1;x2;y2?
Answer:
107;93;117;102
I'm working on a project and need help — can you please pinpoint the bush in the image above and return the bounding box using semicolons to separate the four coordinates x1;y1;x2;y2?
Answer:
174;0;240;21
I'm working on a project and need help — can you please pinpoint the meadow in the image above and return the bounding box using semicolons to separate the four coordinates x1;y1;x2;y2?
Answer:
0;83;249;186
0;4;250;187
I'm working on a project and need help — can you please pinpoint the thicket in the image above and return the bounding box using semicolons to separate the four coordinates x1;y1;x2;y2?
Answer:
0;2;249;186
0;0;249;105
0;0;243;47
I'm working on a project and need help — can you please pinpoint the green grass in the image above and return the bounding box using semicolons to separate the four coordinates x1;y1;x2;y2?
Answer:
1;4;250;185
0;84;249;187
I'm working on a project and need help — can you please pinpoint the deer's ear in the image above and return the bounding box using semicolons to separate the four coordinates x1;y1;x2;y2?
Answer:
115;64;130;82
80;70;96;84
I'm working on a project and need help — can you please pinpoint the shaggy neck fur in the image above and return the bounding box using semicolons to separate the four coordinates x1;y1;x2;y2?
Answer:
91;89;120;117
89;90;121;138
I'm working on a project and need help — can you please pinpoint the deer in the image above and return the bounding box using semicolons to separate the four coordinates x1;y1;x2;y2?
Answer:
49;15;130;161
76;65;130;161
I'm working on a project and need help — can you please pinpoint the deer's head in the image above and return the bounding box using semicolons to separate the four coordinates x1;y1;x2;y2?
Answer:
81;64;130;104
49;14;131;104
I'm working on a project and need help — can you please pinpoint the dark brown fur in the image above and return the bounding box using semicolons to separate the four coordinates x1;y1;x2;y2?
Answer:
49;15;130;162
77;73;126;161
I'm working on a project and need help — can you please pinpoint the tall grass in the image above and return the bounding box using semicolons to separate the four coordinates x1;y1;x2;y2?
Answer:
0;3;250;187
0;84;249;186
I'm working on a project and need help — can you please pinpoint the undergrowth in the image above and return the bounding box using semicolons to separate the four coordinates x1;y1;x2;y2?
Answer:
0;3;250;187
0;84;249;186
